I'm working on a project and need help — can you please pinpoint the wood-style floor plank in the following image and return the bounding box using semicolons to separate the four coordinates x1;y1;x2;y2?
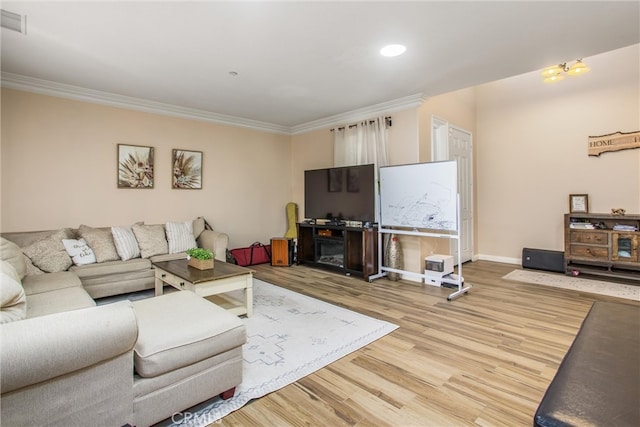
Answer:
215;260;639;427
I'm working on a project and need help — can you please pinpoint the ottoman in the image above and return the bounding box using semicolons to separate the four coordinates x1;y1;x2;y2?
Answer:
131;291;246;427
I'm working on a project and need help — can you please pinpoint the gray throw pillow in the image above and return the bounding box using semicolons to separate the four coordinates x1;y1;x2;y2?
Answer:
78;225;120;263
132;224;168;258
21;229;73;273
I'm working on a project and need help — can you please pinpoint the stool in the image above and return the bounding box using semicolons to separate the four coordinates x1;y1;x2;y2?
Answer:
131;291;246;426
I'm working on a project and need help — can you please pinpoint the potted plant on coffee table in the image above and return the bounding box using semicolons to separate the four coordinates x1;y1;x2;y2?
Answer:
186;248;215;270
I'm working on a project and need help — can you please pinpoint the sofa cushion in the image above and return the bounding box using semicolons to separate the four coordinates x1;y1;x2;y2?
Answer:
132;224;168;258
62;238;97;266
26;287;96;318
21;271;83;296
0;261;27;323
166;221;197;254
78;225;120;263
111;225;141;261
0;300;136;393
70;257;152;278
0;238;27;279
132;292;246;378
21;229;73;273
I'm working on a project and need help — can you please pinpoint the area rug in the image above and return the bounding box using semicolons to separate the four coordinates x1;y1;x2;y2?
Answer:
503;269;640;301
158;279;398;427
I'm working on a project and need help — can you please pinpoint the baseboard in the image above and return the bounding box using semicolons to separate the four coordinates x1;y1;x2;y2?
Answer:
475;254;521;265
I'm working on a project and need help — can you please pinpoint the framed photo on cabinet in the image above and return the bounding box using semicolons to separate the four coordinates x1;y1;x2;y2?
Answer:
569;194;589;213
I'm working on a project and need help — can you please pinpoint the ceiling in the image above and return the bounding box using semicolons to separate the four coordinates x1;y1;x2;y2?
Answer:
1;1;639;134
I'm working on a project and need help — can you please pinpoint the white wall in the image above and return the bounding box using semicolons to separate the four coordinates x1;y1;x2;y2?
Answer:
476;44;640;263
0;89;292;248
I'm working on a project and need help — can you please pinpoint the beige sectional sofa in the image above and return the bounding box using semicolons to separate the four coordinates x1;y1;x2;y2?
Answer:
0;219;246;426
1;217;228;299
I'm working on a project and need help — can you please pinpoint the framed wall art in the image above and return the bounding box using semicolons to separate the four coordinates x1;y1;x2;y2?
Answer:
569;194;589;213
117;144;154;188
172;149;202;189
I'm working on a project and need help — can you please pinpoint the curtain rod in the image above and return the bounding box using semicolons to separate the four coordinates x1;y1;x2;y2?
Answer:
330;116;392;132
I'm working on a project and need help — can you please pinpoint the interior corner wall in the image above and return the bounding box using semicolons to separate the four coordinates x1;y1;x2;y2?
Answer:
291;128;334;220
475;44;640;263
413;88;478;268
0;89;293;248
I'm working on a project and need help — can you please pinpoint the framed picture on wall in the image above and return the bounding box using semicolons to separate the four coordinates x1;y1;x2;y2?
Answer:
172;149;202;189
117;144;154;188
569;194;589;213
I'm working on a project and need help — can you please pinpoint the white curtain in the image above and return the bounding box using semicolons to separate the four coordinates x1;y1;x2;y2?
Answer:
333;116;389;168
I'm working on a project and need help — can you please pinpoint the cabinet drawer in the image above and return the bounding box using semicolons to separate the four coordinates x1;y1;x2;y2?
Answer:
157;270;191;289
570;231;608;245
569;245;609;260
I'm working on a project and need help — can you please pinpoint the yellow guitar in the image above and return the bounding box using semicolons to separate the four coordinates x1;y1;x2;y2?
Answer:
285;202;298;238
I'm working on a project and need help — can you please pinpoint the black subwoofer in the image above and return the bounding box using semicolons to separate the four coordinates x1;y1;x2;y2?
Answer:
522;248;565;273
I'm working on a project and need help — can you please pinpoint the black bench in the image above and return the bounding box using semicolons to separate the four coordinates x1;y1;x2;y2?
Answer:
534;301;640;427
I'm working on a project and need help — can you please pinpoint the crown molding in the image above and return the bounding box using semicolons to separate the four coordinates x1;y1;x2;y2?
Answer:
0;72;291;135
289;93;426;135
1;72;425;136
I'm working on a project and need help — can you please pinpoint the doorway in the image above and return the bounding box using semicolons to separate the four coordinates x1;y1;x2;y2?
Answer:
432;116;474;263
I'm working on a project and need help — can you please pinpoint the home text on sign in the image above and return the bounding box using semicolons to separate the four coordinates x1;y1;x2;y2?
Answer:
588;130;640;157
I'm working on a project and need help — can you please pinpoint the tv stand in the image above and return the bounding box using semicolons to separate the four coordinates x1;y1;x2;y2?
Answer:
297;223;378;280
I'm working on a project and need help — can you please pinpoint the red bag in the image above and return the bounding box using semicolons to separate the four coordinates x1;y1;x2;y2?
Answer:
229;242;272;266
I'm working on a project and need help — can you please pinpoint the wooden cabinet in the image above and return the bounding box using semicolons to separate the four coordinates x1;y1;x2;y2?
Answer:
564;213;640;281
296;223;378;280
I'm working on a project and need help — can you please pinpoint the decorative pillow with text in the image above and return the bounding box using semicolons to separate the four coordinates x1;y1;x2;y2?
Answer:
62;238;97;266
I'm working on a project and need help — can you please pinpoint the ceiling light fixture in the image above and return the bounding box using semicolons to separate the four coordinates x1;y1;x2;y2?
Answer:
1;9;26;34
380;44;406;57
541;59;590;83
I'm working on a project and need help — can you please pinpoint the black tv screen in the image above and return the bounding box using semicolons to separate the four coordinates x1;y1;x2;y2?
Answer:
304;164;376;223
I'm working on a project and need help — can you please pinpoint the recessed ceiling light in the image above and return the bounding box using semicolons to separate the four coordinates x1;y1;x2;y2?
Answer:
380;44;406;57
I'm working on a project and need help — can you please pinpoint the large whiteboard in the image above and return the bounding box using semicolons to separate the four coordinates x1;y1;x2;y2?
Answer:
379;160;457;231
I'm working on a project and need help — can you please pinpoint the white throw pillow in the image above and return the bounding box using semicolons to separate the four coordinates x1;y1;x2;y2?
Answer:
111;225;141;261
166;221;198;254
0;261;27;323
62;238;97;266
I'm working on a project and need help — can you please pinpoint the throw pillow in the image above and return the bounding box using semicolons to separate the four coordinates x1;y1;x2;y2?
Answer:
23;255;44;275
0;237;27;279
192;217;206;240
111;225;141;261
0;261;26;323
62;238;97;266
21;229;73;273
132;223;168;258
78;225;120;263
166;221;197;254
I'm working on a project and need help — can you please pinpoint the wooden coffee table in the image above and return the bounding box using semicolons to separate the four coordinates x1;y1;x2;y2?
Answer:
153;259;254;317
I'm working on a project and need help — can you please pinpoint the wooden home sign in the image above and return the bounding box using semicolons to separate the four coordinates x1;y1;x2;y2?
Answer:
588;130;640;157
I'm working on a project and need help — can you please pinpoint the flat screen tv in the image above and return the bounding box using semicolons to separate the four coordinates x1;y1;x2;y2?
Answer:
304;164;376;223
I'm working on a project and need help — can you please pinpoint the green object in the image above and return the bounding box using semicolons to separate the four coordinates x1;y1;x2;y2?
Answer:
186;247;214;260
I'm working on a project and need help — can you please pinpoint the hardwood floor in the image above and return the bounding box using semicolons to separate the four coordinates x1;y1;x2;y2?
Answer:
217;261;638;427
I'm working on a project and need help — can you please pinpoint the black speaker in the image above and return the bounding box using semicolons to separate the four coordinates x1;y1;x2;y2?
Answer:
522;248;565;273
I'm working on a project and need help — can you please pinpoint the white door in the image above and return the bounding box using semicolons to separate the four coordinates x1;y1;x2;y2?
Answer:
432;117;474;263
